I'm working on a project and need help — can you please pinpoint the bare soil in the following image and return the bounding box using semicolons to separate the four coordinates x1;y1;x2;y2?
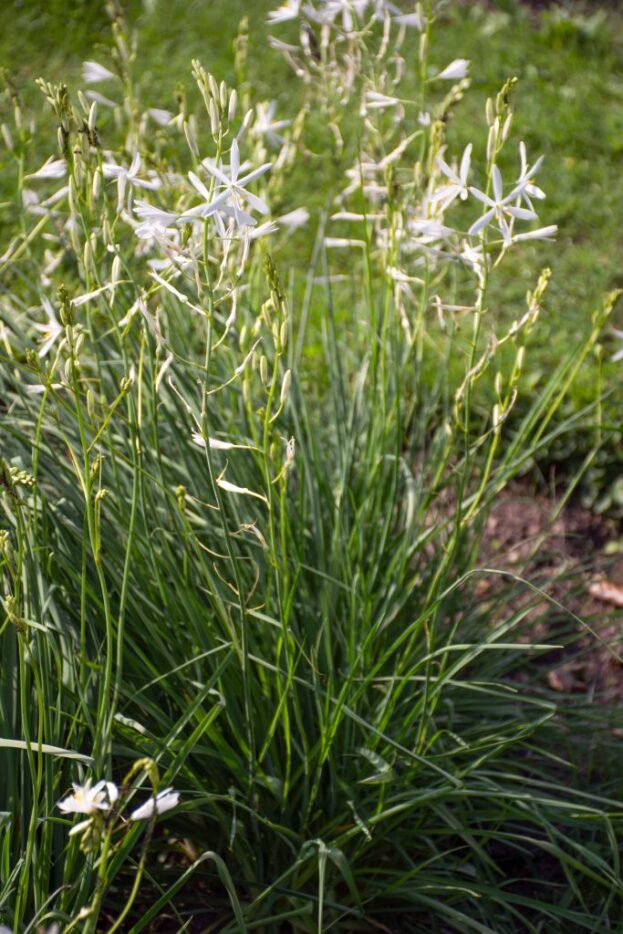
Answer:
478;480;623;703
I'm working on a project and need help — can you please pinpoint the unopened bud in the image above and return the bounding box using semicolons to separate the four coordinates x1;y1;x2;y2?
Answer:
419;32;427;62
279;320;288;349
86;388;96;418
111;254;121;286
492;404;501;430
208;73;219;102
501;112;513;142
83;240;93;274
280;368;291;406
260;354;268;385
208;99;220;137
1;123;13;151
228;89;237;123
486;124;496;163
92;167;101;200
219;80;227;110
183;118;199;158
88;101;98;131
70;221;81;255
486;97;494;126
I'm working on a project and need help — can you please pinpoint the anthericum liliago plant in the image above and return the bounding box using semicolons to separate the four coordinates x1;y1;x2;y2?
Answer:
0;1;622;931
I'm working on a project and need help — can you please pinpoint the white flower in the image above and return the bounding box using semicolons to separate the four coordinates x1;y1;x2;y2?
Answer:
511;225;557;243
85;90;117;109
252;101;291;147
26;157;67;181
192;432;255;451
147;108;173;126
134;199;179;238
394;11;424;28
308;0;370;32
184;140;271;230
436;59;470;81
365;90;401;110
82;61;116;84
278;207;309;231
469;165;537;244
431;144;472;208
57;779;118;815
103;152;160;209
34;298;63;358
408;219;454;242
515;141;546;211
267;0;301;24
611;328;623;363
129;788;179;820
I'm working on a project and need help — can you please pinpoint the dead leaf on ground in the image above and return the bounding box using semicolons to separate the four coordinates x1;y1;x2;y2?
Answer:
588;578;623;608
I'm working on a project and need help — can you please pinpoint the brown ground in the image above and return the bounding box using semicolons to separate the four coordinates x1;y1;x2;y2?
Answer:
477;480;623;703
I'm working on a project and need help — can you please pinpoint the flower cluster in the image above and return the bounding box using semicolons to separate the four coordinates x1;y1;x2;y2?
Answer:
57;779;179;843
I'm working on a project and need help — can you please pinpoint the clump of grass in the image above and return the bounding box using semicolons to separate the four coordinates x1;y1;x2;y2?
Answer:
0;2;622;931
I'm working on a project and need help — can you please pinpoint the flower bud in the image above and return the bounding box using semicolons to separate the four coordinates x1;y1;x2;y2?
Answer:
208;99;220;137
1;123;13;151
208;73;219;102
92;167;102;200
260;354;268;385
111;254;122;286
184;118;199;158
501;113;513;143
280;368;291;406
88;101;98;132
228;89;237;123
